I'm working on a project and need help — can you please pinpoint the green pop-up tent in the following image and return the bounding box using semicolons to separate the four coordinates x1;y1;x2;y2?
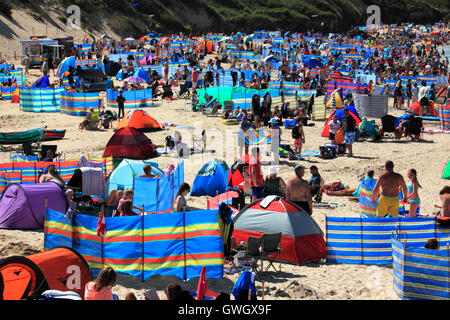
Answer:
443;160;450;180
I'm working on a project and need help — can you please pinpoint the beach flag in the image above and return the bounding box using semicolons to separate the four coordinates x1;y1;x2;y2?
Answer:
97;212;106;236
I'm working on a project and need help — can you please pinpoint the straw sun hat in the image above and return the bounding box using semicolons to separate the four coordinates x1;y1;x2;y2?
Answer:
268;166;279;175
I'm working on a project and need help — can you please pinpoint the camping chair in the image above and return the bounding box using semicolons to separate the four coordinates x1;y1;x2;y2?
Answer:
175;83;191;99
192;130;206;153
260;232;282;273
407;116;423;140
381;114;397;138
243;236;262;274
221;101;234;116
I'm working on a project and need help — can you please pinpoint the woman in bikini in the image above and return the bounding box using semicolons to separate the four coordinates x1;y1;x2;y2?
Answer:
405;169;421;217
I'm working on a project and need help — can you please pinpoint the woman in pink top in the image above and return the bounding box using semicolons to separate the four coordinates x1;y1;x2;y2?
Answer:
84;267;116;300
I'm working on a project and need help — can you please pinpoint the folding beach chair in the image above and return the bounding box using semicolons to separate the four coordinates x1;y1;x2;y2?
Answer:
260;233;282;273
243;236;262;274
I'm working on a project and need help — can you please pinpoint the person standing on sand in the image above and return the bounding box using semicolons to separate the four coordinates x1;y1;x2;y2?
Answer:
24;54;30;75
371;160;408;218
116;89;126;119
286;165;313;216
341;108;356;157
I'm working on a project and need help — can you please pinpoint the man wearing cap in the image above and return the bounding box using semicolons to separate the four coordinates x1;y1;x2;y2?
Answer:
238;114;254;157
268;117;282;165
286;165;313;215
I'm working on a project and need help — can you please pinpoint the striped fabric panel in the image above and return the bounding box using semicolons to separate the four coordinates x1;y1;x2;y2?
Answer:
19;87;64;112
75;59;100;66
60;91;101;116
0;171;22;195
392;236;450;300
326;217;442;264
106;89;153;109
0;85;19;99
0;161;79;194
439;105;450;131
44;208;223;281
327;82;368;96
0;74;25;85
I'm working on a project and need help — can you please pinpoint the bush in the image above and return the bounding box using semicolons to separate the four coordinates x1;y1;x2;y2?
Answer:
0;1;13;19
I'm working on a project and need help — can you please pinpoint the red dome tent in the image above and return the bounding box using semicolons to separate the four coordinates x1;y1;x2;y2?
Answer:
0;247;91;300
115;109;162;132
103;127;157;159
232;198;326;265
407;101;438;117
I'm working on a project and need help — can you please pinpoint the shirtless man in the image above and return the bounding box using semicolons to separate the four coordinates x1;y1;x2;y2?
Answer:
139;164;157;178
39;164;74;203
371;161;407;217
436;186;450;217
285;165;313;215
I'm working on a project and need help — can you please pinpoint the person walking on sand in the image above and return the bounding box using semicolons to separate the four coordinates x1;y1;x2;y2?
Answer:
286;165;313;215
24;54;30;75
371;160;408;218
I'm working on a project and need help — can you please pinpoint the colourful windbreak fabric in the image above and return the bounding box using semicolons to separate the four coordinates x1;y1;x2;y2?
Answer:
20;87;64;112
326;217;450;264
439;104;450;131
60;91;101;116
106;89;153;109
392;234;450;300
44;208;224;280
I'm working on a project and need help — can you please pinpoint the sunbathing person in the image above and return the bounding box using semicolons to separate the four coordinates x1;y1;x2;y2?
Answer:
371;161;408;218
39;164;74;203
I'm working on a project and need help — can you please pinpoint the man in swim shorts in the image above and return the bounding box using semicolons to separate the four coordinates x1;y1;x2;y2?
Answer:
371;160;408;218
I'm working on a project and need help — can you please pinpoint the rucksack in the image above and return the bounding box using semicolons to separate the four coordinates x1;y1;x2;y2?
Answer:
292;126;301;139
165;136;175;149
319;146;334;159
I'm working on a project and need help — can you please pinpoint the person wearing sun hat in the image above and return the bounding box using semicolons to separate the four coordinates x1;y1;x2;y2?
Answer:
268;117;282;164
263;165;287;197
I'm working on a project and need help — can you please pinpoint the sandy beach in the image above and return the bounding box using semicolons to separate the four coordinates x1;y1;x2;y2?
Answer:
0;55;448;300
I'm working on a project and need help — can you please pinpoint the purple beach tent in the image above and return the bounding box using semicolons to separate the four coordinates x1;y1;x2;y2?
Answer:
0;182;68;230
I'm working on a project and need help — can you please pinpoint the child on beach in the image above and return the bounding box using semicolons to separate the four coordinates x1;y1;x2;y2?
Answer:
116;189;144;216
292;120;305;160
404;169;421;217
84;267;117;300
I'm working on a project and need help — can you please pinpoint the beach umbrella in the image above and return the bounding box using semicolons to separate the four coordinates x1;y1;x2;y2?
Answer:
124;37;135;41
124;76;147;84
147;32;156;37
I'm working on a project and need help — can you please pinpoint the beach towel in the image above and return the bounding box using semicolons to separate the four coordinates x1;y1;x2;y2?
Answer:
80;167;105;199
78;155;103;168
301;150;320;157
231;271;256;300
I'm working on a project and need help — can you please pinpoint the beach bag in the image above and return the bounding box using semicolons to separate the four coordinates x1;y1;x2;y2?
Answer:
291;126;300;139
319;146;334;159
337;144;346;155
335;129;345;145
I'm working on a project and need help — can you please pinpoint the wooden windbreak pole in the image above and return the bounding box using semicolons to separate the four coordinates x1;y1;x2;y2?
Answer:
262;280;265;300
141;205;145;282
183;206;187;281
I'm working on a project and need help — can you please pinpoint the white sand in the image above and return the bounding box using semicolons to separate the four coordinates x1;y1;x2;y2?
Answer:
0;51;448;300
